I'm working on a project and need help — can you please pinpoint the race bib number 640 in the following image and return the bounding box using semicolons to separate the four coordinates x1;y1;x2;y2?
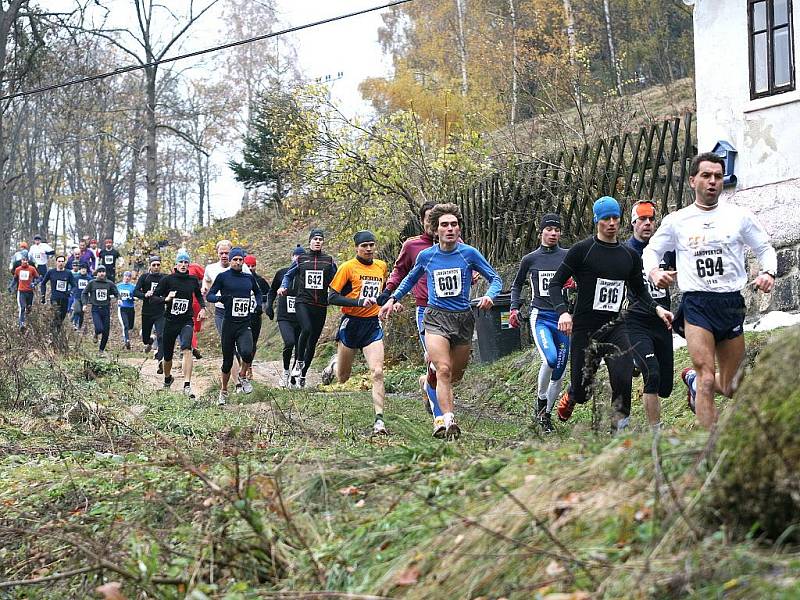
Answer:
433;268;462;298
592;279;624;312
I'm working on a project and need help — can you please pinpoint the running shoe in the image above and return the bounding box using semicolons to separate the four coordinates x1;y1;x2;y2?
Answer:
432;416;446;438
235;382;243;394
279;371;290;388
183;383;195;399
298;377;306;389
156;360;164;375
372;418;388;436
556;391;575;422
445;419;461;440
291;361;304;379
536;397;547;425
321;358;337;385
163;374;174;389
93;333;99;344
240;377;253;394
124;340;131;350
217;390;228;406
681;367;697;414
192;348;202;360
144;343;152;353
540;411;555;434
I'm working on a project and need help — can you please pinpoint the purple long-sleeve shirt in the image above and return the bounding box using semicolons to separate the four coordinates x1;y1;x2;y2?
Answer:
385;232;434;307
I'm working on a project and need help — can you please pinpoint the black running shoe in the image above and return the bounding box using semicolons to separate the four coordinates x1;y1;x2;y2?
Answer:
157;360;164;375
163;374;174;389
540;411;555;434
192;348;202;359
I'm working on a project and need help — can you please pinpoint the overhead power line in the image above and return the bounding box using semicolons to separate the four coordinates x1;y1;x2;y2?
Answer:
0;0;412;102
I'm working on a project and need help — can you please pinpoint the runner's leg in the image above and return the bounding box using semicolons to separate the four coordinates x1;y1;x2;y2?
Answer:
416;306;442;417
715;335;746;398
685;323;718;428
335;343;357;383
362;340;386;416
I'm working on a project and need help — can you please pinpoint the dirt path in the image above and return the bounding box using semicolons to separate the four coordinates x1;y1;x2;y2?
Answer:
121;355;321;395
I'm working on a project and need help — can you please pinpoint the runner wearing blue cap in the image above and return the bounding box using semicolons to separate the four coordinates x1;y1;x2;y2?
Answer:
549;196;673;432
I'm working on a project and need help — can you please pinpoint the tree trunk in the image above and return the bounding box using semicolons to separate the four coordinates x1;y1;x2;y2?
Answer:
563;0;581;108
144;65;159;231
508;0;517;125
454;0;468;97
603;0;623;95
196;148;205;227
126;145;138;235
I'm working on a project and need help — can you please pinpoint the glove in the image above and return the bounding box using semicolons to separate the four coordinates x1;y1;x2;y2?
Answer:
377;290;391;306
266;306;274;320
508;308;520;328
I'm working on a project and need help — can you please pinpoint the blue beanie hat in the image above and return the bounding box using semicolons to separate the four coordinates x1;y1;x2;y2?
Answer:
292;245;305;256
593;196;621;223
229;247;245;260
176;251;190;263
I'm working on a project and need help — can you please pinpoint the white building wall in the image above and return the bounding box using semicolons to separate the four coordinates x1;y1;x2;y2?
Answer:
694;0;800;246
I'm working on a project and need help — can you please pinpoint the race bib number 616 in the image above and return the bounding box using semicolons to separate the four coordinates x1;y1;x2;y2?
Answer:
592;279;624;312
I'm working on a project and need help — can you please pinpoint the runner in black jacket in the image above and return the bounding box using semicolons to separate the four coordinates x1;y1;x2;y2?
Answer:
278;230;337;387
133;256;166;371
548;197;673;431
151;251;206;397
268;245;304;387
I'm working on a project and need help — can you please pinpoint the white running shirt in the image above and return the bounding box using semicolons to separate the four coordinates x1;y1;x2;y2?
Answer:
202;261;251;309
29;242;54;266
643;201;777;293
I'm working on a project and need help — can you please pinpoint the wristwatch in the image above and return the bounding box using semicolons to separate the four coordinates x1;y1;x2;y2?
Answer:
761;270;776;278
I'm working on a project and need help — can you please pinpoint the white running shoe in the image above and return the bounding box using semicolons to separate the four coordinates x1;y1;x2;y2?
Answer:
280;371;290;388
321;358;337;385
445;419;461;440
183;384;195;400
432;416;446;439
373;419;388;436
235;382;243;394
291;361;304;378
240;377;253;394
217;390;228;406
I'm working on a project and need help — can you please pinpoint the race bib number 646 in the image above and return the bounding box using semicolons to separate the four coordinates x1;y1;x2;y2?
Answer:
232;297;250;317
433;268;462;298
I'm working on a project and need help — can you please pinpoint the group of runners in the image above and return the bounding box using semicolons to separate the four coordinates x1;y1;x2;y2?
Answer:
7;152;778;439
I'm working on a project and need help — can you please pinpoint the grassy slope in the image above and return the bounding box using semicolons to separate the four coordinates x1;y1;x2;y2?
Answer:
2;328;799;599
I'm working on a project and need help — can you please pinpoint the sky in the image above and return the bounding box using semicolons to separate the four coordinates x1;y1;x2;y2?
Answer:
207;0;393;218
38;0;395;226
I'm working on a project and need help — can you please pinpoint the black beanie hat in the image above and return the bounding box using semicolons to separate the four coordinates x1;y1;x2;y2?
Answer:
540;213;562;231
309;228;324;241
353;230;376;245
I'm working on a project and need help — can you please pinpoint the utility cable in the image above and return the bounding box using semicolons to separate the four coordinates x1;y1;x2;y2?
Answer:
0;0;412;102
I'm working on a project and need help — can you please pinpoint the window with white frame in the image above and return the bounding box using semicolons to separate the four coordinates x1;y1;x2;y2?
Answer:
749;0;795;98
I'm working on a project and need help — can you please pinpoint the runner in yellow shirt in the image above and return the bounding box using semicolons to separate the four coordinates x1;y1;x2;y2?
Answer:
322;231;389;435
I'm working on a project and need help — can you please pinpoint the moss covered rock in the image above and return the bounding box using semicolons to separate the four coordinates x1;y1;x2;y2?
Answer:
707;326;800;542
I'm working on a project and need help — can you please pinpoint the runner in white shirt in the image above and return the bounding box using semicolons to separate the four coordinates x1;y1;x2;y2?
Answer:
29;234;55;278
644;152;777;428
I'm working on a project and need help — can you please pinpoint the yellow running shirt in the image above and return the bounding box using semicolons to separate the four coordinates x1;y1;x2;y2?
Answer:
329;257;388;318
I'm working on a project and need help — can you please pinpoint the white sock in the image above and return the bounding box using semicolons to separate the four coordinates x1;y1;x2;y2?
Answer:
443;412;454;428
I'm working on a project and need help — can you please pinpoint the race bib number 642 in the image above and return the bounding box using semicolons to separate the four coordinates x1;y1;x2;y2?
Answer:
433;268;462;298
305;270;324;290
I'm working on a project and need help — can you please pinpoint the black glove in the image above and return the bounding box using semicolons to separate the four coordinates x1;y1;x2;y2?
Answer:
377;290;391;306
266;306;275;320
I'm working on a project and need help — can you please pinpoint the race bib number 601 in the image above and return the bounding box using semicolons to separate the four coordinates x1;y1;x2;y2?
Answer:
305;270;324;290
433;268;462;298
592;279;624;312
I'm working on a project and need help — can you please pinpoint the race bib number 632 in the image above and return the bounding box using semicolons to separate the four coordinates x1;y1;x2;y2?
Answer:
360;280;381;300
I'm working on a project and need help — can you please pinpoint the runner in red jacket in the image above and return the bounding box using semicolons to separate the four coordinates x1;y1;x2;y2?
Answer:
188;262;205;358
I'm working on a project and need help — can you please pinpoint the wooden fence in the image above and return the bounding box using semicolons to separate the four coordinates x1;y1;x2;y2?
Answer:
447;112;697;265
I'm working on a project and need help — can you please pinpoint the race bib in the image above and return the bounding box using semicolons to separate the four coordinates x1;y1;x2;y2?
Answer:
305;269;324;290
644;271;666;299
171;298;189;315
537;270;556;295
232;297;250;317
592;279;624;312
150;282;158;292
19;270;30;281
432;268;462;298
360;279;381;300
249;291;257;313
78;279;88;289
119;290;130;300
694;255;726;284
95;288;108;301
56;280;67;292
287;296;296;314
